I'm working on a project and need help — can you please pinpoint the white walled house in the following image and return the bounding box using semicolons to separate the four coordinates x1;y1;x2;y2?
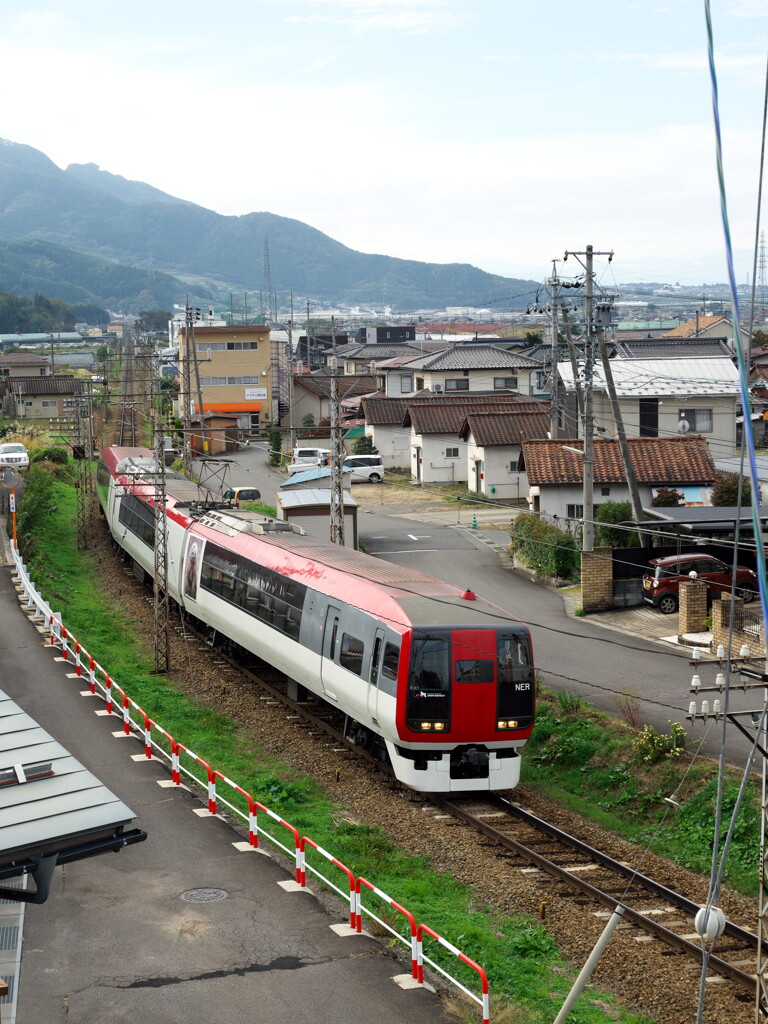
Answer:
521;436;716;524
457;409;550;500
557;357;740;459
361;397;411;468
382;344;542;399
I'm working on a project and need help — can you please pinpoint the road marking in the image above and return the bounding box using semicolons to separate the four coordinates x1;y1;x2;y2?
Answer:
368;549;439;555
370;535;388;539
407;534;431;540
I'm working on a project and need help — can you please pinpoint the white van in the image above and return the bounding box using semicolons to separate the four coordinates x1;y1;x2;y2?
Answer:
291;446;332;465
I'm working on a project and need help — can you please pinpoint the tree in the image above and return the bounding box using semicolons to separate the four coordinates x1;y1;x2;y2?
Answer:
711;471;751;507
353;434;378;455
651;487;685;508
523;331;543;348
268;427;283;466
594;501;640;547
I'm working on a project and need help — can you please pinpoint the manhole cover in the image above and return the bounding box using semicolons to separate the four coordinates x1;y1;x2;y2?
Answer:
179;888;229;903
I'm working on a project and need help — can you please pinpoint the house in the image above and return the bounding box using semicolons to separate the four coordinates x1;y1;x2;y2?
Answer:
296;333;350;370
379;344;544;400
0;352;51;378
361;396;411;467
8;375;88;419
289;374;377;430
276;488;358;548
354;325;416;345
521;436;716;524
172;322;274;436
331;342;423;376
660;315;733;344
189;412;240;455
556;357;741;458
403;394;547;485
458;408;551;499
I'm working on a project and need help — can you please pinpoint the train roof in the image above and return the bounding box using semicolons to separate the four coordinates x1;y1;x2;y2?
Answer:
101;446;522;632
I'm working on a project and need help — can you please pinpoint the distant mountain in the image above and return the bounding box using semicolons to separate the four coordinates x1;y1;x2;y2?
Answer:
0;139;540;312
0;236;200;310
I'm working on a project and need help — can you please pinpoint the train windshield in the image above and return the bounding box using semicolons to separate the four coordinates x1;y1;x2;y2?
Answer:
497;629;534;721
407;631;451;727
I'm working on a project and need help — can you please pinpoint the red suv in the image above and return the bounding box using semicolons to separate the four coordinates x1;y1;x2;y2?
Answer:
642;554;758;614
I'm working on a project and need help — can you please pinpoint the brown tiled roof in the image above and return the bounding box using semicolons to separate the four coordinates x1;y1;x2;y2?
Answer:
361;396;407;426
10;375;84;395
660;316;729;338
458;410;551;446
522;436;715;486
407;398;548;436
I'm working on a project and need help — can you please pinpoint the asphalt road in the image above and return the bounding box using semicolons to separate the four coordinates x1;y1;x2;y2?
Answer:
195;447;758;770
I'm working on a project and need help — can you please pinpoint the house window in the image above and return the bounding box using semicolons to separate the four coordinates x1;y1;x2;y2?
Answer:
445;379;469;391
494;377;517;390
536;371;548;389
566;503;583;520
415;377;424;391
400;375;413;393
601;487;610;496
679;408;713;432
446;447;459;458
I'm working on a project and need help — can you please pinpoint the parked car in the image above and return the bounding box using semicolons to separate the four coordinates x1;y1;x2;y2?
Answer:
291;446;331;466
223;486;262;507
642;554;758;614
342;455;384;483
0;443;29;470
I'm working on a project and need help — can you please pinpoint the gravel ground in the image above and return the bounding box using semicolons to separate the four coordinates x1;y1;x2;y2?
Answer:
85;511;758;1024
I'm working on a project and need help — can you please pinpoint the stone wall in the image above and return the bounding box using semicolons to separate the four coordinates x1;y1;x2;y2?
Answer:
710;593;765;659
679;578;708;635
581;547;614;613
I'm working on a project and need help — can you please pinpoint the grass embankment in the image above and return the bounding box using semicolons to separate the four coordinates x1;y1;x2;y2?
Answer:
20;471;753;1024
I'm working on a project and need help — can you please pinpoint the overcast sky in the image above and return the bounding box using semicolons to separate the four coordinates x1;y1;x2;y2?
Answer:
2;1;767;288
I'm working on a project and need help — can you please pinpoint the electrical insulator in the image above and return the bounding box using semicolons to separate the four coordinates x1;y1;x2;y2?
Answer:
716;644;725;659
688;701;696;716
690;673;701;690
740;644;750;658
715;672;725;690
691;647;701;661
701;700;710;715
713;699;722;715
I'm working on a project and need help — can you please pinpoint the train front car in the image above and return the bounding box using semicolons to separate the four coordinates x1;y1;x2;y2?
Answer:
387;595;535;793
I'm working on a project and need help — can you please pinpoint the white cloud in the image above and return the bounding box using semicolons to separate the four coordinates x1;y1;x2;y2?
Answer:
12;8;70;32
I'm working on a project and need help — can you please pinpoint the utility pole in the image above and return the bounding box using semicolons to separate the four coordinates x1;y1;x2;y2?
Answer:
563;244;613;551
547;263;560;438
287;292;296;453
182;305;193;473
329;367;345;545
583;246;595;552
73;395;88;550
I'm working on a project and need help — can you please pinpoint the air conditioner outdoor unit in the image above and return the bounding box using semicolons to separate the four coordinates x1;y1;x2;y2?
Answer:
434;384;442;393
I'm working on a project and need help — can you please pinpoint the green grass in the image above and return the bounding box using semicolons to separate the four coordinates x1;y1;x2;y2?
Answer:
14;476;665;1023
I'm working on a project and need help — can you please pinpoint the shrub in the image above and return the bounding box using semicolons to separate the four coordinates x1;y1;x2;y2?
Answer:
268;427;282;466
711;471;751;507
509;513;579;579
353;434;378;455
651;487;685;508
594;501;640;547
633;722;687;764
14;466;58;557
32;446;69;465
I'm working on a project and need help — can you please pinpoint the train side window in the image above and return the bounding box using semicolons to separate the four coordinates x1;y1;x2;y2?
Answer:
329;618;339;659
381;643;400;681
339;633;365;676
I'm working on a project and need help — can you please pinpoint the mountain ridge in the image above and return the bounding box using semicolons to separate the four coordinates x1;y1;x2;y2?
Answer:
0;139;540;311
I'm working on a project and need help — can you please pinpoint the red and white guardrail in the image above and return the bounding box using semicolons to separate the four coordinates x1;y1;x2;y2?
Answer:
10;540;493;1021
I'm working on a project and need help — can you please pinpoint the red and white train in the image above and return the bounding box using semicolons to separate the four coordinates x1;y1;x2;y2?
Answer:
97;446;535;793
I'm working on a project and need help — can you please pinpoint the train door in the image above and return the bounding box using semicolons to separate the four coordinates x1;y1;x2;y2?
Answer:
451;629;496;741
367;629;386;724
321;605;341;699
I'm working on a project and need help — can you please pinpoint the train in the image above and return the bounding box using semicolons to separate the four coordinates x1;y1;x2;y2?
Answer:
97;446;536;793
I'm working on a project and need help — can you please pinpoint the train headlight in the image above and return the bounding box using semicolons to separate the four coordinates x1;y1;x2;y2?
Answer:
420;721;433;731
417;721;446;732
497;719;519;730
433;722;446;732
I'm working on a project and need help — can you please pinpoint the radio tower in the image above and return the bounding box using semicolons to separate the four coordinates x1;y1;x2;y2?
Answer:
757;231;768;328
263;235;275;325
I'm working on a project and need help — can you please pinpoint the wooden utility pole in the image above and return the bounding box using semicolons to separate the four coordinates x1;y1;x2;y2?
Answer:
152;419;170;673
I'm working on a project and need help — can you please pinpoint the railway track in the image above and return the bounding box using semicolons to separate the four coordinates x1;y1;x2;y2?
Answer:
426;793;761;999
116;332;139;447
